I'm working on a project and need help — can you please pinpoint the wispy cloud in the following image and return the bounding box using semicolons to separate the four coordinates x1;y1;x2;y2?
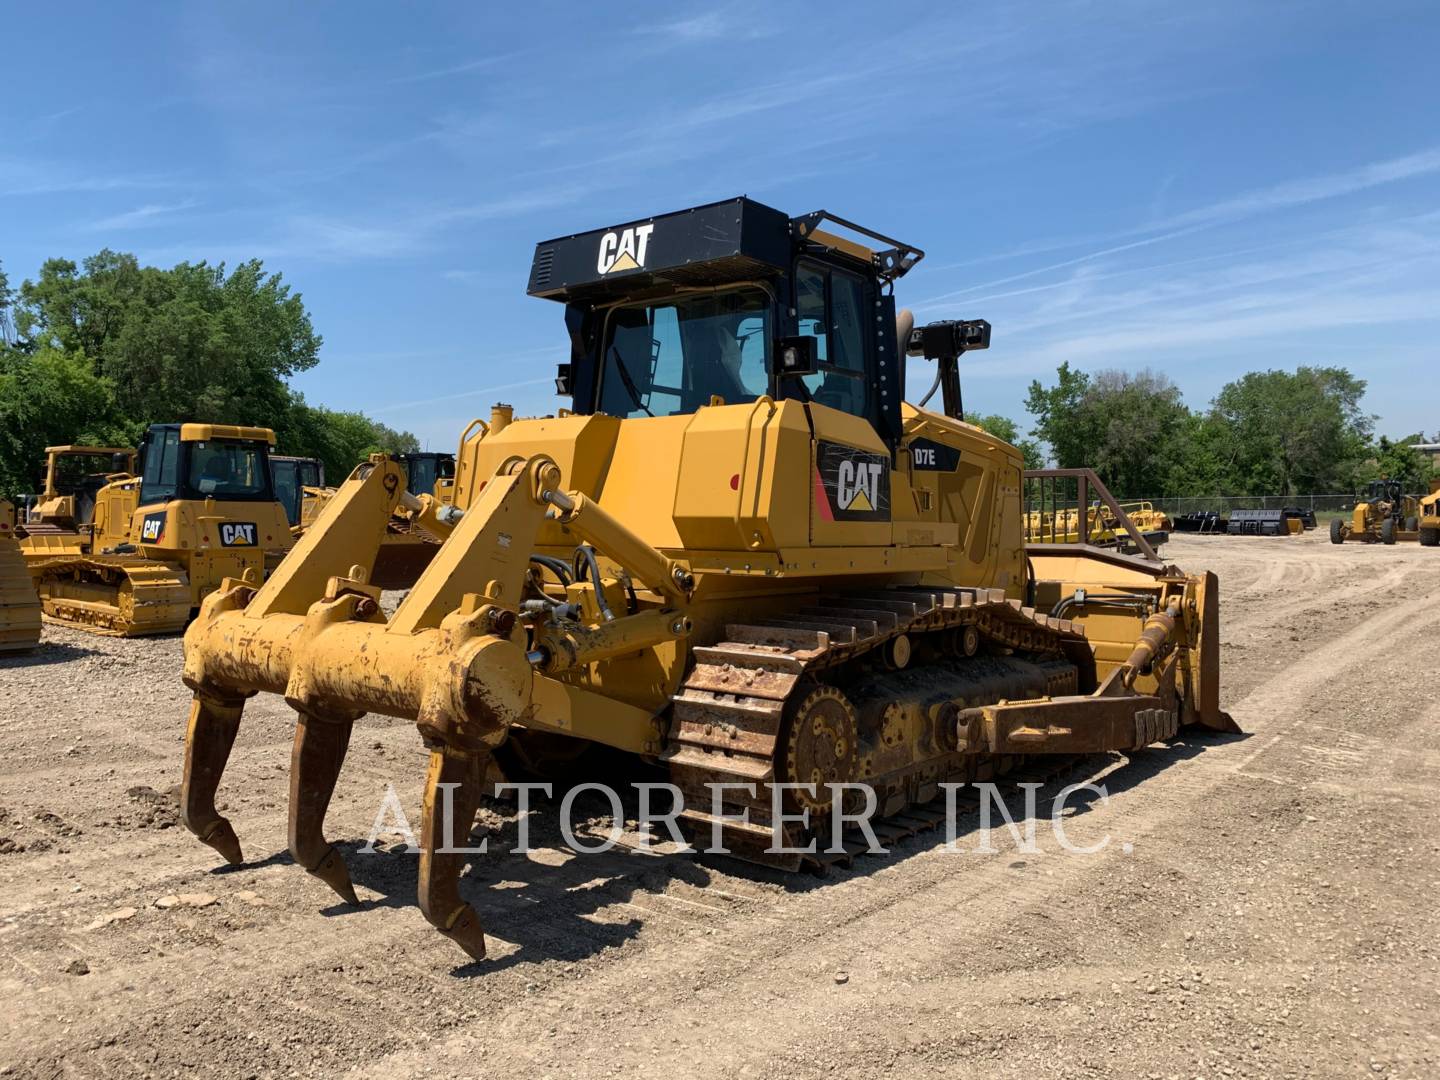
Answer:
1161;146;1440;230
916;146;1440;311
368;375;558;415
0;156;181;197
83;199;199;232
938;215;1440;392
644;9;776;43
387;52;516;85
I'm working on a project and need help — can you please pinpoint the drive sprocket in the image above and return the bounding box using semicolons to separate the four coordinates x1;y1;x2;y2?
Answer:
782;684;859;812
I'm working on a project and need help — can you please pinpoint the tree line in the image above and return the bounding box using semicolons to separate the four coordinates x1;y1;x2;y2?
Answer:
1018;363;1433;498
0;251;417;498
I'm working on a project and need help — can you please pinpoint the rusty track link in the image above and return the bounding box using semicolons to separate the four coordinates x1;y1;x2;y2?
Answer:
661;585;1094;870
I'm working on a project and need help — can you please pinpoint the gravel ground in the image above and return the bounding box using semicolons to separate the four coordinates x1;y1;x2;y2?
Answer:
1;531;1437;1079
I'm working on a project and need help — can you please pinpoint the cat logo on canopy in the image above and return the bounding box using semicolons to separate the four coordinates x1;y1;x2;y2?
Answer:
596;223;655;275
815;441;890;522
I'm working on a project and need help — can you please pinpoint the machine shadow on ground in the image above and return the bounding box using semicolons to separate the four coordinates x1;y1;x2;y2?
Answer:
0;639;104;668
298;727;1249;975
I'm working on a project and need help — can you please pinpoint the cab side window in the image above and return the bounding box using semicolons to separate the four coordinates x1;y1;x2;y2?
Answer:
795;261;869;417
140;428;180;504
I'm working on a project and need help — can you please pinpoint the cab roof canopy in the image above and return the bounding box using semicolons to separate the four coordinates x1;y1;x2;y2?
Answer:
526;195;923;306
43;445;135;456
173;423;277;445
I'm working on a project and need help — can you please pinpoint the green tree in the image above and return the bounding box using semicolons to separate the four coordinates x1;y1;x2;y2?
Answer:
1024;362;1099;474
1369;434;1433;492
279;397;420;481
0;347;130;495
0;259;14;346
16;251;321;429
0;249;419;498
1024;365;1192;496
964;411;1044;470
1209;367;1371;495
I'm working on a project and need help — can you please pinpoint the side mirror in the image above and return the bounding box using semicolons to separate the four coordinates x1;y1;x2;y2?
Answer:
776;336;819;377
554;362;574;396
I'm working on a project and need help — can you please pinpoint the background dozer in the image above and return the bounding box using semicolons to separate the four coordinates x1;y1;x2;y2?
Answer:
23;423;292;636
177;197;1236;961
17;444;138;551
1330;479;1419;544
292;449;458;588
0;498;42;652
269;454;325;528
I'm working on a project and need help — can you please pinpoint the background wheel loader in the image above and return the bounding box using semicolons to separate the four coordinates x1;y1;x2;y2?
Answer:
22;423;293;636
0;498;42;652
176;197;1237;962
1330;479;1419;545
1419;481;1440;547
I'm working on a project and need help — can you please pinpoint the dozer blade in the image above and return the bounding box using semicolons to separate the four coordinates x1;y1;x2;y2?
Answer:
0;535;42;653
1191;570;1238;733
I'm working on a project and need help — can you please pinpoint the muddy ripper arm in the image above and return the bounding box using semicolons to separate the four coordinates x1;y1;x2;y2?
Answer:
180;453;692;961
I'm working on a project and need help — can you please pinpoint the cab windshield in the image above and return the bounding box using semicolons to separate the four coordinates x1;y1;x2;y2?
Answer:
52;453;129;496
598;288;771;418
404;455;454;497
186;441;272;501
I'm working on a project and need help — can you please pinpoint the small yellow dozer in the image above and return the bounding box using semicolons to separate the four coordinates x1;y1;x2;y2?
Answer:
0;499;42;653
176;197;1236;961
23;424;293;636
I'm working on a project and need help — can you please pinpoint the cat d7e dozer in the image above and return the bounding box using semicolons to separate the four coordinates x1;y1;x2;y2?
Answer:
178;197;1235;961
24;424;293;636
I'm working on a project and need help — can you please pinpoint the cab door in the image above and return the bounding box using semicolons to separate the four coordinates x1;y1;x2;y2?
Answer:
792;260;894;547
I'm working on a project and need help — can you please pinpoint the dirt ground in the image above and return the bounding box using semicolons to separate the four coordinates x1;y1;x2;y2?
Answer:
2;530;1438;1079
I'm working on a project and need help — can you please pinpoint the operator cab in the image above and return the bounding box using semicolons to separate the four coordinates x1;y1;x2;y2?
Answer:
528;197;958;449
270;455;325;526
139;423;278;506
399;452;455;499
37;445;136;526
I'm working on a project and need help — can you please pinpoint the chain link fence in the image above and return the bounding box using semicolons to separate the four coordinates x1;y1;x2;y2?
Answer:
1128;494;1357;518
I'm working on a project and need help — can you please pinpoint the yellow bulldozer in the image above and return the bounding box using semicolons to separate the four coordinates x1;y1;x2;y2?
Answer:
0;498;42;652
1329;479;1419;545
21;424;292;636
1419;480;1440;547
176;197;1236;961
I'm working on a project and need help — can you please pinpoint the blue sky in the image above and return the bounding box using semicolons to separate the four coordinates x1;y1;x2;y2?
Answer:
3;2;1437;450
